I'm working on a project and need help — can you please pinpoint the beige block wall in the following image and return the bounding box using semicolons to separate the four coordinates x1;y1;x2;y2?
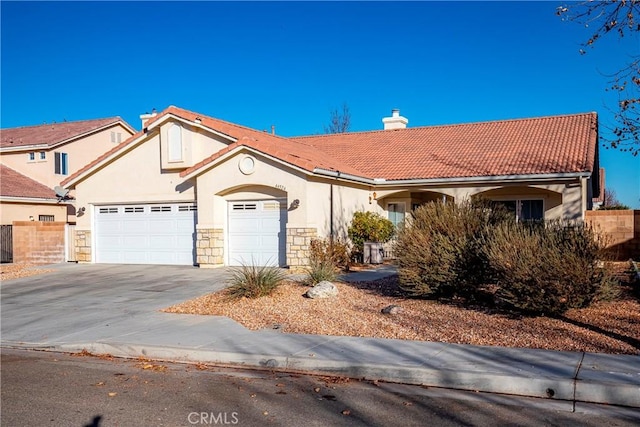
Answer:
12;221;65;264
585;210;640;260
0;202;68;225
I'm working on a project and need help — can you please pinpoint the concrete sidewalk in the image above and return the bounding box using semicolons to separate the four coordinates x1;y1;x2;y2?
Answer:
1;263;639;408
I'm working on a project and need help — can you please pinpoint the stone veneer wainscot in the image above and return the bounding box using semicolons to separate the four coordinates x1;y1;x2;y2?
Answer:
196;228;224;267
286;227;317;272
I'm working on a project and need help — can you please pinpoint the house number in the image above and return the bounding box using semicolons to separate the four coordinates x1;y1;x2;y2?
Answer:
275;184;286;191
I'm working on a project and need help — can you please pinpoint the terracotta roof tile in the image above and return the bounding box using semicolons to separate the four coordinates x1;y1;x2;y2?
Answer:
62;106;599;187
0;164;57;199
295;113;598;180
1;117;131;149
150;106;366;178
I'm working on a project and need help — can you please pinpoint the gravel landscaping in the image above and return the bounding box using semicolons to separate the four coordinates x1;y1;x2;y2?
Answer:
165;264;640;355
0;263;55;281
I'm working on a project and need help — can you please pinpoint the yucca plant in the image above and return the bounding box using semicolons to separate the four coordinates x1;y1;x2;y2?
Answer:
225;262;287;299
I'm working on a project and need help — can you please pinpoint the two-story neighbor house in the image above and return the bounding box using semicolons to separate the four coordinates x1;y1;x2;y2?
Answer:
0;117;136;225
61;106;600;268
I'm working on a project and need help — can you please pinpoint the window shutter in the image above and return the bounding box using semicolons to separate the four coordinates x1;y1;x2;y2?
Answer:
54;152;61;174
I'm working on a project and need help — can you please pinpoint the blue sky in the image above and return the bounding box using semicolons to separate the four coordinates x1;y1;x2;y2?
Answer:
2;1;639;208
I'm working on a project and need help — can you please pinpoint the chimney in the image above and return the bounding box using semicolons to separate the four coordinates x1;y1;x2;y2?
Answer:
271;125;275;135
382;108;408;130
140;108;158;129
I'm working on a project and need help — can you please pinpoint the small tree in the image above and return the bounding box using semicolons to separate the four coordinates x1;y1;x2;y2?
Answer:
324;103;351;134
347;211;394;260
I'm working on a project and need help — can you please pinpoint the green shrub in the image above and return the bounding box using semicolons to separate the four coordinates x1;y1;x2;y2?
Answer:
225;263;287;299
598;205;631;210
484;221;615;315
395;199;512;298
347;211;395;260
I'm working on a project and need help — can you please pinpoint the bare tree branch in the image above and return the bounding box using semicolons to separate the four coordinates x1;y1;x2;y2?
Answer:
324;103;351;134
558;0;640;156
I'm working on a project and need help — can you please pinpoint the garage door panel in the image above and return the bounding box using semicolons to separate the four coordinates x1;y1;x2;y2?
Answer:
228;200;286;267
95;204;195;265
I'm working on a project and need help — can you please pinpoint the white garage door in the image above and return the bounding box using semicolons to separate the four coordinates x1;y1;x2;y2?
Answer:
95;203;196;265
228;200;287;267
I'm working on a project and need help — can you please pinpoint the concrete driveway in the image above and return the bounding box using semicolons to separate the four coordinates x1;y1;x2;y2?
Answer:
1;263;230;348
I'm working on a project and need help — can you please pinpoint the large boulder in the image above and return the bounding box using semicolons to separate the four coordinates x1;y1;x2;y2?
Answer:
306;281;338;299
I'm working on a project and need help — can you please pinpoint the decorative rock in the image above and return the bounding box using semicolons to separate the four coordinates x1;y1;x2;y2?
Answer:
381;304;403;315
306;281;338;299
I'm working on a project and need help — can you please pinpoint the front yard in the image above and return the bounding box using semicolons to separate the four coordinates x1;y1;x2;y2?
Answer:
165;264;640;355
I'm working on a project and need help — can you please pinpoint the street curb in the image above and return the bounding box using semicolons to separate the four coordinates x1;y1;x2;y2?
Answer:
47;341;639;408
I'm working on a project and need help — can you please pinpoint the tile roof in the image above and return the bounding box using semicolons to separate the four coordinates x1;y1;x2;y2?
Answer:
0;117;131;149
62;106;599;187
295;112;598;180
152;107;366;178
0;164;57;199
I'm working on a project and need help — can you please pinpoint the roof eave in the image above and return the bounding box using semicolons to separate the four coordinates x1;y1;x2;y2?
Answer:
313;168;592;186
0;119;136;152
145;113;237;144
0;196;62;204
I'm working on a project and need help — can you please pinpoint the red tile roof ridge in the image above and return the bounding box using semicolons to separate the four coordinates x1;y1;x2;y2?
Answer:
293;111;597;139
0;116;125;131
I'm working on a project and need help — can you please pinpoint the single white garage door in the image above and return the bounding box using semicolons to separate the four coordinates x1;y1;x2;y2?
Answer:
228;200;287;267
95;203;196;265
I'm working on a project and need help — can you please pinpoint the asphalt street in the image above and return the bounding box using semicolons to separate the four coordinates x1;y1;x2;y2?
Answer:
2;349;639;427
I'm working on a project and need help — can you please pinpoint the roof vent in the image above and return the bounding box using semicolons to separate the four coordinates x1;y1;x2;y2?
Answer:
382;109;408;130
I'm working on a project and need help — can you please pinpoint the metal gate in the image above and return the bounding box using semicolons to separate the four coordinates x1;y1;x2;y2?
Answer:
1;225;13;263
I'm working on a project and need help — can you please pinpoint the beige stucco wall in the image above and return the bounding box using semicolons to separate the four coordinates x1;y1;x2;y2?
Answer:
158;120;231;170
1;124;134;189
0;202;67;225
72;132;196;231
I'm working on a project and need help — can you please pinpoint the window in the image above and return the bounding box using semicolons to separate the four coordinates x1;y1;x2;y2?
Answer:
39;215;55;222
493;199;543;222
54;152;68;175
168;124;182;161
28;152;35;161
387;203;405;228
39;152;46;160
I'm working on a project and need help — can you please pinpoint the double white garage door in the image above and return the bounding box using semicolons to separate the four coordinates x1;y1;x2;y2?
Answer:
95;200;286;266
95;203;197;265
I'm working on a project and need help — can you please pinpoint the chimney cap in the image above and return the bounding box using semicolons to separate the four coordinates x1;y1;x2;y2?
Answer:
382;109;408;130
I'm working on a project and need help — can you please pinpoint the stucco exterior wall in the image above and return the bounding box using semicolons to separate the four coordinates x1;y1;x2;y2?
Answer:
73;133;196;231
1;124;134;189
0;202;67;225
158;121;231;170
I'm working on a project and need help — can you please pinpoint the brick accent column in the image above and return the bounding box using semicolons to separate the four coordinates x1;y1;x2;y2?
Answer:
286;227;317;271
75;230;91;262
197;228;224;267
